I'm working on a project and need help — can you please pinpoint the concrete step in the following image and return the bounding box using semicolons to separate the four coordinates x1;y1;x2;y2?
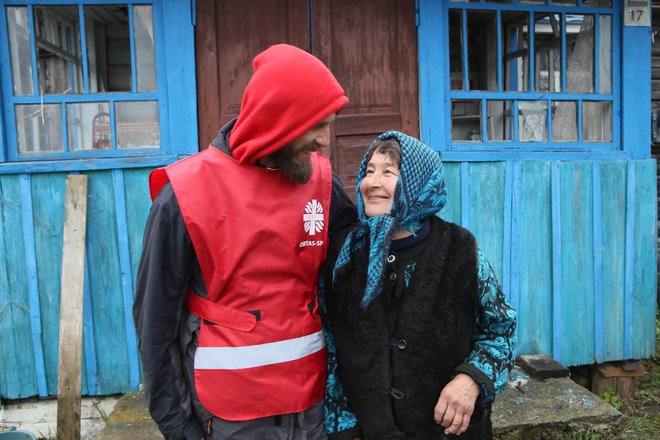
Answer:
95;367;624;440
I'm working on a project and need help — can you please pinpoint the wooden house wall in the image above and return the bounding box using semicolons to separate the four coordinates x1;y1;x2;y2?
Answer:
0;168;151;399
0;158;655;399
440;159;657;367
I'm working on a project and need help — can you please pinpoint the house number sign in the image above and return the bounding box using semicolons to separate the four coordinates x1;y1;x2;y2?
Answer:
624;0;650;27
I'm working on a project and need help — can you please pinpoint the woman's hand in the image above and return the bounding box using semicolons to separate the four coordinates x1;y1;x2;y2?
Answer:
433;373;480;436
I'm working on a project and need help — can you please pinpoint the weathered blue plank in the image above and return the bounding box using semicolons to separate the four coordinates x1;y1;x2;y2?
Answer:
517;161;553;357
624;162;635;359
19;174;48;396
468;162;506;282
82;257;98;395
592;162;604;363
503;162;514;305
0;175;37;398
600;161;626;362
461;163;470;229
440;162;461;225
560;162;595;366
30;173;66;395
551;162;562;360
123;168;153;379
112;170;140;390
632;159;657;359
85;171;130;394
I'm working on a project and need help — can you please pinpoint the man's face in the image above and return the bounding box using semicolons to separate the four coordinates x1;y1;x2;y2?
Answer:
270;113;336;184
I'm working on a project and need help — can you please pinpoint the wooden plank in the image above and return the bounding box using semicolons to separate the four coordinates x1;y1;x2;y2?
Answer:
461;162;469;229
31;173;67;395
560;161;595;366
20;174;48;397
112;170;140;390
468;162;506;282
551;162;562;361
440;162;461;225
123;168;153;380
85;171;130;394
632;160;657;359
0;175;38;398
194;0;220;149
517;161;553;356
601;161;626;362
56;174;88;440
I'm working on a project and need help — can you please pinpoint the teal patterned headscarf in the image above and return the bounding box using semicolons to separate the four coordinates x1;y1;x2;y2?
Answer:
333;131;448;309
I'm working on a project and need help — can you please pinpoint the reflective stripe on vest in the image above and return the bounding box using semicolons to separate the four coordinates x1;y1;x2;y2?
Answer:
194;330;325;370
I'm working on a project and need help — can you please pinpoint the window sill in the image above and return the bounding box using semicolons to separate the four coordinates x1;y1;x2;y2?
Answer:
0;154;180;175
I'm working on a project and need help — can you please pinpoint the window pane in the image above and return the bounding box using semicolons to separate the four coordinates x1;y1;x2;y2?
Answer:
487;100;513;141
503;11;529;92
567;15;594;93
583;101;612;142
551;0;577;5
518;101;547;142
134;6;157;92
551;101;577;142
534;13;562;93
15;104;63;153
85;5;131;92
519;0;545;4
583;0;611;6
448;10;464;90
116;101;159;148
467;10;497;91
7;7;34;96
67;102;111;151
34;6;83;94
452;100;481;141
599;15;612;94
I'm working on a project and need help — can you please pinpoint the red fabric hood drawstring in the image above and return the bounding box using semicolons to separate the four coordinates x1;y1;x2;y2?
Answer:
228;44;349;164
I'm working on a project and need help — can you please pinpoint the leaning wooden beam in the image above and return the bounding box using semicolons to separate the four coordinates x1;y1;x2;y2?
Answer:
56;175;89;440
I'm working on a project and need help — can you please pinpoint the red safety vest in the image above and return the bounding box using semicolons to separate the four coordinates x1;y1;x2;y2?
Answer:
149;147;331;420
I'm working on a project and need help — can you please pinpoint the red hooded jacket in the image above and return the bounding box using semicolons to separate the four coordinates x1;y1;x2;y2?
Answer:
148;44;348;420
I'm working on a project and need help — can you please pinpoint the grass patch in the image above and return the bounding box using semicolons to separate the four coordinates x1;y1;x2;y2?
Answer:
619;311;660;440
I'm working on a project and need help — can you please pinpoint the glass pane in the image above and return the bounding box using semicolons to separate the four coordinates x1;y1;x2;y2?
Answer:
34;6;83;94
15;104;63;153
503;11;529;92
583;101;612;142
487;100;513;141
519;0;545;3
452;100;482;141
599;15;612;94
134;6;157;92
116;101;159;148
551;0;577;5
534;13;562;93
518;101;548;142
486;0;511;4
67;102;111;151
448;10;464;90
551;101;577;142
7;7;34;96
567;15;594;93
85;5;131;92
467;10;497;91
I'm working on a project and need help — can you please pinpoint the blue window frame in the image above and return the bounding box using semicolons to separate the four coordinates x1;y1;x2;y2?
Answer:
0;0;172;165
419;0;622;157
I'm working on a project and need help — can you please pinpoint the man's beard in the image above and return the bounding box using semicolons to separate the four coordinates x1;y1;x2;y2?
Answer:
270;143;314;184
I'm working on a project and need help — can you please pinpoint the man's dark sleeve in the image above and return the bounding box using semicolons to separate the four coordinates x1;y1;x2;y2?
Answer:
132;183;205;440
329;173;357;235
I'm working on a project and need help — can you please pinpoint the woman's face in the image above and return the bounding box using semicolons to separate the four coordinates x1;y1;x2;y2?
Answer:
360;151;400;217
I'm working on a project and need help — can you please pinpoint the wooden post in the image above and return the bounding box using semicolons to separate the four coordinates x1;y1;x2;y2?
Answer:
56;175;88;440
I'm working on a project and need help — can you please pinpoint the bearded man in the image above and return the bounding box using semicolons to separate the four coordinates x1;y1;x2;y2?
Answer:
133;44;356;440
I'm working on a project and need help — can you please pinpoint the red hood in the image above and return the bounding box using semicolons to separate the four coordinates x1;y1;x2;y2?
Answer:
228;44;349;164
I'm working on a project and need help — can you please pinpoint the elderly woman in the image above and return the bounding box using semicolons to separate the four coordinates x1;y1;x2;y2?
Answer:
322;131;516;440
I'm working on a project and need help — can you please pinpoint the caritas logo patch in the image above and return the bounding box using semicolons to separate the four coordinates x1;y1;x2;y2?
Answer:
303;199;324;236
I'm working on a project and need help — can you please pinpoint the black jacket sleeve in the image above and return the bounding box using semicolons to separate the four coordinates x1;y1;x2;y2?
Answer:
132;183;205;440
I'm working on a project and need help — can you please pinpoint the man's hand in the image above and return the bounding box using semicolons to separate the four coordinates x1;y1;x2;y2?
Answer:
433;373;480;436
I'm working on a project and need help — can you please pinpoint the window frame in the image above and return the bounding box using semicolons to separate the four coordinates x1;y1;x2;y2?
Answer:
419;0;622;158
0;0;173;165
